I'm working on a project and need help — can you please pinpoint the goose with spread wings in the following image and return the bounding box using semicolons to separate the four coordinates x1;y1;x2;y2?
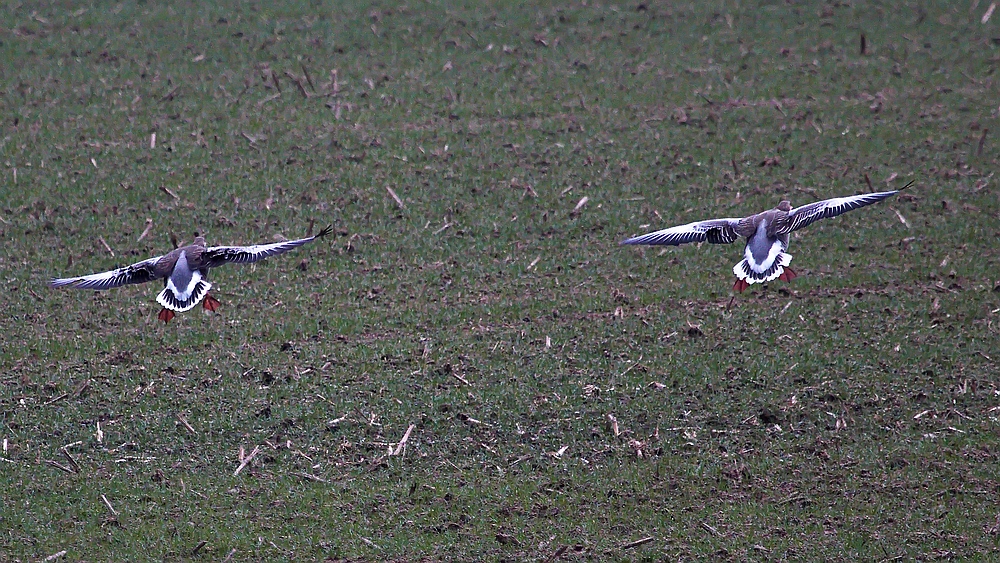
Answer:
621;186;910;292
50;226;332;322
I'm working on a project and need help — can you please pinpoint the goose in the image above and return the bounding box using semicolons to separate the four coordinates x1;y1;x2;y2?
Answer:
50;225;333;322
621;185;911;292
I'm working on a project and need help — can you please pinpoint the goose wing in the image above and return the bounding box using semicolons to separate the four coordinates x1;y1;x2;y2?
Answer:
621;218;744;246
202;225;332;267
778;190;900;234
50;255;165;290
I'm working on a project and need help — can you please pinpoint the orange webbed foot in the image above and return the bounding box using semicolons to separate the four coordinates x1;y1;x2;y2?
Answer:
202;294;222;312
778;267;798;282
158;309;176;323
733;278;750;293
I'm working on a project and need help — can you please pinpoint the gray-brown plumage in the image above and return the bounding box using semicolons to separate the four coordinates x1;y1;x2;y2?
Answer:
621;188;907;292
51;226;332;322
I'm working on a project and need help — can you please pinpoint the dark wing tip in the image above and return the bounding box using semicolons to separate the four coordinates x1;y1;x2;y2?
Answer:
316;225;334;238
898;179;916;191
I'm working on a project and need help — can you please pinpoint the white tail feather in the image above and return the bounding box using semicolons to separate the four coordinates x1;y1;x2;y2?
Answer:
157;280;212;312
733;252;792;284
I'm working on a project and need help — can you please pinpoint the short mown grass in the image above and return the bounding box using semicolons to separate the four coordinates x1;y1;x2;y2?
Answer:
2;1;999;560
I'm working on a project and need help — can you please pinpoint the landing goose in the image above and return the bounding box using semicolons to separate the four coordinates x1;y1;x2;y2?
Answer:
621;186;910;292
51;226;332;322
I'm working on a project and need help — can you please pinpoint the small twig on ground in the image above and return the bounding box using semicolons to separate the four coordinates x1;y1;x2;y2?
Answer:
386;186;404;209
43;393;69;406
291;471;327;483
176;413;196;434
160;85;180;102
977;128;988;156
301;64;315;91
360;537;380;549
432;222;452;235
616;355;642;380
232;78;253;107
778;493;811;505
570;196;589;216
160;186;180;200
60;448;81;473
889;207;910;228
221;548;237;563
327;414;349;426
459;414;485;426
42;551;68;562
284;71;310;98
45;459;74;473
234;445;260;476
621;537;654;549
451;372;471;386
393;424;415;455
701;522;721;536
137;219;153;242
101;494;118;517
982;2;996;24
329;68;340;95
256;92;281;108
98;237;114;257
191;541;207;555
607;414;620;437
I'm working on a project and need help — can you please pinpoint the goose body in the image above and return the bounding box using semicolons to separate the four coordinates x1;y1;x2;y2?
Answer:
51;226;332;322
621;188;907;292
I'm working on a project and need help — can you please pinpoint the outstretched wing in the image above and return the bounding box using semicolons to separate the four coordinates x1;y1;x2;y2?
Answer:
50;255;164;290
779;190;899;234
621;218;744;246
202;225;332;267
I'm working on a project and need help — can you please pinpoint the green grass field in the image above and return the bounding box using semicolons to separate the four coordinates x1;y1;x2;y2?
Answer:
2;1;999;560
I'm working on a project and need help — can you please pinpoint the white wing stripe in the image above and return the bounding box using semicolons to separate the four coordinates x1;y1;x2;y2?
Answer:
784;191;897;233
205;237;319;265
621;218;742;246
49;256;163;290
